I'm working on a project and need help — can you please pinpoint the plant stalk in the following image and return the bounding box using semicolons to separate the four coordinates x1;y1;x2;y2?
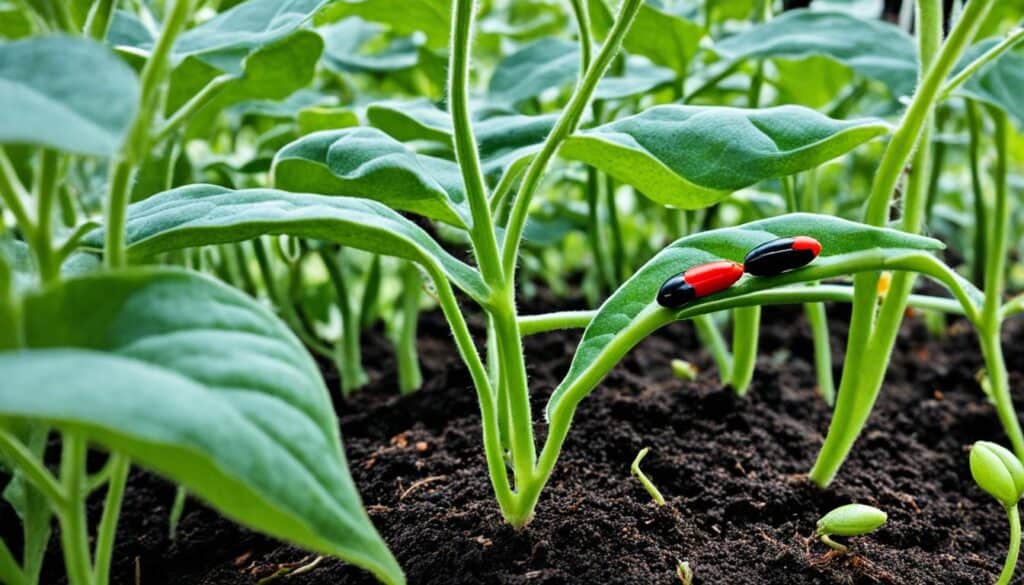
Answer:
999;505;1021;585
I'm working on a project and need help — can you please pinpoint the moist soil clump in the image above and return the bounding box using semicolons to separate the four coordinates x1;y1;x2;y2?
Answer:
15;304;1024;584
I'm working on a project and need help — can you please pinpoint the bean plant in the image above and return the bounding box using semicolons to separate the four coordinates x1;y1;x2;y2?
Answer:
0;0;1022;584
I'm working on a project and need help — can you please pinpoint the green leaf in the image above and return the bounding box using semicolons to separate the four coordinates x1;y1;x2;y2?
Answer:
170;0;330;73
488;38;677;106
0;35;139;155
0;268;403;584
79;184;488;301
587;0;704;75
272;127;471;227
954;38;1024;129
713;9;918;98
316;0;452;50
560;105;889;209
546;214;947;418
320;17;421;73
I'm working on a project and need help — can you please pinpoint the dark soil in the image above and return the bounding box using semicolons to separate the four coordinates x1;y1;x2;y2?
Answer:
18;301;1024;584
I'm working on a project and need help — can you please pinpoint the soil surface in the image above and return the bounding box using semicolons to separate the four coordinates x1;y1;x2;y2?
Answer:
13;298;1024;584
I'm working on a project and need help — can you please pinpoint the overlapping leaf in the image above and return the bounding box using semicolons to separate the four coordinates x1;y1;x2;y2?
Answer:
272;128;470;227
79;185;487;300
587;0;704;75
0;268;402;584
319;17;421;73
560;104;889;209
0;35;139;155
713;9;918;98
546;214;950;418
316;0;452;50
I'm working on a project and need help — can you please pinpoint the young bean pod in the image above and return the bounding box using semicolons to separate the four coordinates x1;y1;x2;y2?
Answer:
656;261;744;309
744;236;822;277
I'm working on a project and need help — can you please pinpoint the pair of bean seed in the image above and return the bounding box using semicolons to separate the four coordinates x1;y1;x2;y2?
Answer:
656;236;822;309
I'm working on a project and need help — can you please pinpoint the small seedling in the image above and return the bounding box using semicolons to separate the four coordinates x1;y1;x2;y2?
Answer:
815;503;887;554
671;359;699;382
676;560;693;585
630;447;666;506
970;441;1024;585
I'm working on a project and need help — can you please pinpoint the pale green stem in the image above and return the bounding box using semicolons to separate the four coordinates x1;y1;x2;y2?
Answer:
568;0;593;70
105;0;195;269
151;74;233;145
694;314;733;380
804;302;836;406
500;0;644;280
940;28;1024;102
0;148;34;237
32;150;60;284
998;505;1021;585
397;262;423;394
0;539;27;585
319;248;369;394
58;434;94;585
93;455;129;585
966;100;987;285
728;306;760;396
630;448;665;506
84;0;116;40
447;0;503;287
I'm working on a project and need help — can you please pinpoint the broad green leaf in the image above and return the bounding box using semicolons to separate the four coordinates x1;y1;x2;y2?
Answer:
587;0;704;75
320;17;421;73
479;0;568;42
0;268;402;584
316;0;452;50
167;30;324;137
0;36;139;155
79;185;488;301
488;37;677;105
272;127;471;227
953;39;1024;129
559;104;889;209
811;0;883;19
546;214;949;418
170;0;330;73
713;10;918;98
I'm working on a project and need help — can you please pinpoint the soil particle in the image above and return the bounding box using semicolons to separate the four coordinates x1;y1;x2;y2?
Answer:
15;303;1024;584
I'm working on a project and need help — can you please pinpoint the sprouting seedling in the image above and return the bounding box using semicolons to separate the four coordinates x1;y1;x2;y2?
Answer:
675;560;693;585
970;441;1024;585
656;260;744;308
631;447;666;506
743;236;822;277
671;359;698;382
815;503;887;554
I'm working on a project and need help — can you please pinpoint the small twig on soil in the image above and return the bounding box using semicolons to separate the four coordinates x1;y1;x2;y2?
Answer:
400;475;447;500
255;555;325;585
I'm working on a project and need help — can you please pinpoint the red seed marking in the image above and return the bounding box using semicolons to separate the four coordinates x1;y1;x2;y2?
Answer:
791;236;822;256
682;261;745;298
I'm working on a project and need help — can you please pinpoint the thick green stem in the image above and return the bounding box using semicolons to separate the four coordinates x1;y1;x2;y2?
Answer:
694;314;732;380
966;100;987;285
500;0;644;279
92;455;129;585
998;505;1021;585
728;306;760;396
448;0;503;287
105;0;195;269
0;148;34;238
491;292;537;497
83;0;116;40
0;539;27;585
397;262;423;394
58;435;94;585
804;302;836;406
319;248;369;394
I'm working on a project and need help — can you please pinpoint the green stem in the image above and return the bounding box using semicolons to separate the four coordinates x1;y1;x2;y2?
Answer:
105;0;195;269
151;74;233;145
320;248;369;394
92;455;129;585
804;302;836;406
32;150;60;284
605;179;626;283
966;100;987;285
83;0;116;40
998;505;1021;585
585;167;612;291
0;148;34;237
500;0;644;280
448;0;503;287
568;0;593;71
0;430;65;505
693;314;732;380
940;27;1024;102
0;538;27;585
491;293;537;498
397;262;423;394
728;305;760;396
58;434;94;585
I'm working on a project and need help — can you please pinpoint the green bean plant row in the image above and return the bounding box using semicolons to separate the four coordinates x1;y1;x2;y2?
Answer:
0;0;1022;583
